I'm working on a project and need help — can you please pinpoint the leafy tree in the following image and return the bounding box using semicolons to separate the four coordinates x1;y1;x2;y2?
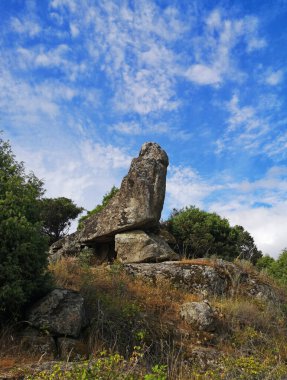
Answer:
261;250;287;286
167;206;262;262
0;136;51;322
256;255;275;271
78;186;119;229
40;197;84;244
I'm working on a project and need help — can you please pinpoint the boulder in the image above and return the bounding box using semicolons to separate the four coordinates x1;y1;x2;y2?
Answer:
27;289;87;338
115;230;179;263
180;301;216;331
78;142;169;243
123;262;229;296
49;232;83;263
20;328;56;358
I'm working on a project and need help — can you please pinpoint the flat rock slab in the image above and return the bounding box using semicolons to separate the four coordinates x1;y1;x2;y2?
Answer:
115;230;179;263
27;289;87;338
123;262;229;296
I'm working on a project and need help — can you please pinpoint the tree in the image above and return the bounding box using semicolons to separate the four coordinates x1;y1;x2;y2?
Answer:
78;186;119;229
40;197;84;244
167;206;262;262
0;136;51;322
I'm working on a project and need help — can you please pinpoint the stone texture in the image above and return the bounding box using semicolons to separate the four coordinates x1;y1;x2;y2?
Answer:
123;259;279;302
124;261;229;297
49;232;83;263
180;301;216;331
20;328;56;358
78;142;169;243
115;230;179;263
27;289;87;338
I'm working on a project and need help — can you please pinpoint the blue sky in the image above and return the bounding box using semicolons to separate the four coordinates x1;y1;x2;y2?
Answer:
1;0;287;257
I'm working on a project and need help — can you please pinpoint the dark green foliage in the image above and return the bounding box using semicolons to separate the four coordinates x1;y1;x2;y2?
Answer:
167;206;262;262
40;197;84;244
257;250;287;286
0;137;51;322
78;186;119;229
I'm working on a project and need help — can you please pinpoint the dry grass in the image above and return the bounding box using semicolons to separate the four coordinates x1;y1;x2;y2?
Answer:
2;256;287;379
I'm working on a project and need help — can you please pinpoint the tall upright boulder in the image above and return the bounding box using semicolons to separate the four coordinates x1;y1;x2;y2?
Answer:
78;142;169;243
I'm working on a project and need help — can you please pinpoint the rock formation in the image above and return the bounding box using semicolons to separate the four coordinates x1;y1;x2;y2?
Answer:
27;288;87;338
180;301;217;332
115;230;178;263
79;142;169;243
123;259;278;301
50;142;178;264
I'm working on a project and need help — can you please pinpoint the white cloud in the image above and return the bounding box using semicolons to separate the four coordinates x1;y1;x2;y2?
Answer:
186;10;266;86
215;94;276;155
265;69;284;86
185;64;221;85
11;17;41;37
165;164;287;257
12;139;132;212
166;166;219;211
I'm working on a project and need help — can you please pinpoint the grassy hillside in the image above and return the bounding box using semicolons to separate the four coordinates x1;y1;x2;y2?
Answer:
1;257;287;379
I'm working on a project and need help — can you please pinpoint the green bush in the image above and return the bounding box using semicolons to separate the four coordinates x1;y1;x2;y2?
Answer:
0;136;51;322
167;206;262;262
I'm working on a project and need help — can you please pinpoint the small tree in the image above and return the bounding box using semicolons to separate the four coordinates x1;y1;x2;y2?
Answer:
40;197;84;244
0;136;50;322
78;186;119;229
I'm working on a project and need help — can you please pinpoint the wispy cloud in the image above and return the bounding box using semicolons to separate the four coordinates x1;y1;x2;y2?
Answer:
185;9;266;86
215;93;286;157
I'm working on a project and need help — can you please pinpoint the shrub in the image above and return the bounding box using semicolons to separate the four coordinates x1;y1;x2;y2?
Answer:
0;136;51;322
167;206;262;262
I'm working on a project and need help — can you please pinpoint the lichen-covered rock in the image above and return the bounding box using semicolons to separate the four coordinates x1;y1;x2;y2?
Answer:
124;262;229;296
123;259;279;302
115;230;179;263
49;232;83;263
79;142;169;243
27;289;87;338
180;301;216;331
20;328;56;358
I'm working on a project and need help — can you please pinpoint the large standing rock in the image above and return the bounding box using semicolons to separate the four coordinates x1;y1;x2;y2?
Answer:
79;142;169;243
27;289;87;338
115;230;179;263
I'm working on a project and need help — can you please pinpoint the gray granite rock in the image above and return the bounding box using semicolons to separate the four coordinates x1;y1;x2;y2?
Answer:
115;230;179;263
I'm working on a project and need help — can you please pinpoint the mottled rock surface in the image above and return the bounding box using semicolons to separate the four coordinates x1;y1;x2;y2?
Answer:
124;261;229;296
78;142;169;243
123;259;278;301
49;232;83;263
180;301;216;331
115;230;179;263
27;289;87;338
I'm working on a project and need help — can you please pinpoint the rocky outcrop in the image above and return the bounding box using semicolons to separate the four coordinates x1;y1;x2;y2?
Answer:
27;289;87;338
180;301;217;331
49;142;171;263
123;259;278;301
79;142;169;243
49;232;83;263
115;230;179;263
